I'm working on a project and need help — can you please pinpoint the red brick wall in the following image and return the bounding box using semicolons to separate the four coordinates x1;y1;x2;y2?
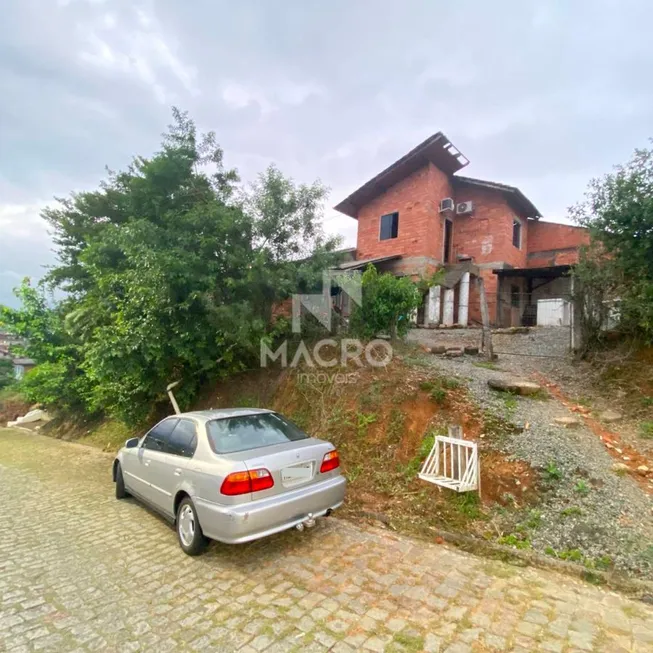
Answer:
451;186;529;268
526;222;590;267
527;221;589;253
355;163;452;262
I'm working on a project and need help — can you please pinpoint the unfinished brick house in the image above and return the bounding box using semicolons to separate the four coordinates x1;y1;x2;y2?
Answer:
334;133;590;327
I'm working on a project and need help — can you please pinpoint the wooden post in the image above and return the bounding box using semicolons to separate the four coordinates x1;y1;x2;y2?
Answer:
477;277;494;360
448;425;463;440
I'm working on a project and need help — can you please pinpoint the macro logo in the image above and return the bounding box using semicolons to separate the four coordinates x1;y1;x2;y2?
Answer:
260;268;393;380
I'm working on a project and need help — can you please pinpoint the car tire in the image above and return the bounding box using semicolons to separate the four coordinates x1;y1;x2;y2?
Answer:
115;462;128;499
176;497;208;556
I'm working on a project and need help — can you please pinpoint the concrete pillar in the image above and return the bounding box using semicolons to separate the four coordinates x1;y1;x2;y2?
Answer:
427;285;441;325
459;272;470;327
443;288;455;326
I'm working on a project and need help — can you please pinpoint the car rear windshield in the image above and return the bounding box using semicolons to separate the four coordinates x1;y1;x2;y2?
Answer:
206;413;309;454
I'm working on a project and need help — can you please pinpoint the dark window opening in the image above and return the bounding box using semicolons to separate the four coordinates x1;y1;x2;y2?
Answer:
142;418;178;451
512;219;522;249
443;219;453;263
511;285;520;308
380;212;399;240
166;419;198;458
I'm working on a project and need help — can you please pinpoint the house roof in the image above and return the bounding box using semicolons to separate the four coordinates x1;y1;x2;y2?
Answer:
452;175;541;219
334;133;469;218
13;358;35;366
336;254;401;271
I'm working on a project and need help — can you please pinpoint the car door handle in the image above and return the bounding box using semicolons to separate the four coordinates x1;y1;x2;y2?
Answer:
144;460;150;467
174;468;182;476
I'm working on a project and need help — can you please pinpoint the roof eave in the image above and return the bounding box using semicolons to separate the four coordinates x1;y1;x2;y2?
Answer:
334;133;469;218
453;176;541;219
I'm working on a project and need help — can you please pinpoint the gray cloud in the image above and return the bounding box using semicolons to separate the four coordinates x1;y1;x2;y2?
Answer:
1;0;652;306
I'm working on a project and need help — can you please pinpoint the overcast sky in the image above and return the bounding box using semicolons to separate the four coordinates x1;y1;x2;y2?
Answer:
1;0;652;307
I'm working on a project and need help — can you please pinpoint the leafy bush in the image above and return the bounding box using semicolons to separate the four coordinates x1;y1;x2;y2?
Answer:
349;264;421;340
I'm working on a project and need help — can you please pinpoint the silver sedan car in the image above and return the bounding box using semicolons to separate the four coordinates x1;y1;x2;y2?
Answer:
112;409;346;555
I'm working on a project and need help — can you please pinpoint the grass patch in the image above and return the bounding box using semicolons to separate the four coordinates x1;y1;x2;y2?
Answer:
522;509;542;530
359;380;383;410
473;361;499;370
557;548;583;562
290;406;311;430
580;570;605;585
441;377;462;390
392;632;425;652
419;378;451;405
387;408;406;444
560;506;583;517
497;533;531;550
356;412;377;437
639;421;653;439
403;431;436;478
452;492;483;519
232;394;259;408
79;420;135;451
574;480;590;496
544;461;562;481
503;394;518;416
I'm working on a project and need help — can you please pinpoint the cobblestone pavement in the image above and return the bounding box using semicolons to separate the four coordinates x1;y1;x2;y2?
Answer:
1;429;653;653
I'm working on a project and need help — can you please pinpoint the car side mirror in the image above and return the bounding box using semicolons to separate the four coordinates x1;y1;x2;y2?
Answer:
125;437;140;449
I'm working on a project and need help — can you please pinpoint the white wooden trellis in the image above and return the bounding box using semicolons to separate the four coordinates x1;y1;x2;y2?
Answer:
418;430;480;496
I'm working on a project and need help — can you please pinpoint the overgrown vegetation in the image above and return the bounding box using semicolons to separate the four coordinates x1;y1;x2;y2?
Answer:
571;141;653;350
349;264;421;340
0;359;14;389
0;109;342;424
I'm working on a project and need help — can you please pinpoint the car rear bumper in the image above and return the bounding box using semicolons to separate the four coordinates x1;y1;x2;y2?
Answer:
194;475;346;544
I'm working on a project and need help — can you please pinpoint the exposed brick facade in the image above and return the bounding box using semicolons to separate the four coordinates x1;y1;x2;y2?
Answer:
335;135;590;326
527;222;590;268
356;163;451;270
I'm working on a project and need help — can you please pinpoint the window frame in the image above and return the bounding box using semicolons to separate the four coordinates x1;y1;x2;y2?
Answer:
141;418;179;452
379;212;399;241
165;418;198;458
512;218;522;249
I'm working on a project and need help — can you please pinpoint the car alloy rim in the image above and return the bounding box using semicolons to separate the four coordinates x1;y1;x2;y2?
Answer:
178;504;195;546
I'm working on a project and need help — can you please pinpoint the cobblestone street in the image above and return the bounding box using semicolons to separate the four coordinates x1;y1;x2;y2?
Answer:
1;429;652;652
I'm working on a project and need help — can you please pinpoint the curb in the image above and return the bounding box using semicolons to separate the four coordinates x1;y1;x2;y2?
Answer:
352;510;653;603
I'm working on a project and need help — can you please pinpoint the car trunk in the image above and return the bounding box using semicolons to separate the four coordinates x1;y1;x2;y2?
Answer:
222;438;335;501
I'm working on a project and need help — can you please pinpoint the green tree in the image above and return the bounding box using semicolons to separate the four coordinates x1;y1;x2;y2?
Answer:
241;164;342;322
4;109;342;424
0;281;90;412
570;142;653;342
350;265;421;339
0;359;14;389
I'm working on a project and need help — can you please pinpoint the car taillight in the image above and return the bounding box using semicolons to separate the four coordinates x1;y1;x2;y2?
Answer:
320;450;340;473
220;469;274;496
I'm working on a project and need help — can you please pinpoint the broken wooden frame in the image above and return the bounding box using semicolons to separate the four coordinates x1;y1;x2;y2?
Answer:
418;426;481;497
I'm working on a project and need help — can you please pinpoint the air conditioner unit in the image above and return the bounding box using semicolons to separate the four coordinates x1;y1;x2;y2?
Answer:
456;201;474;215
439;198;454;213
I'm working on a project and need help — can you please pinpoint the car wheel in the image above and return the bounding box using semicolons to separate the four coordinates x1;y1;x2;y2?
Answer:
176;497;208;556
115;462;129;499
